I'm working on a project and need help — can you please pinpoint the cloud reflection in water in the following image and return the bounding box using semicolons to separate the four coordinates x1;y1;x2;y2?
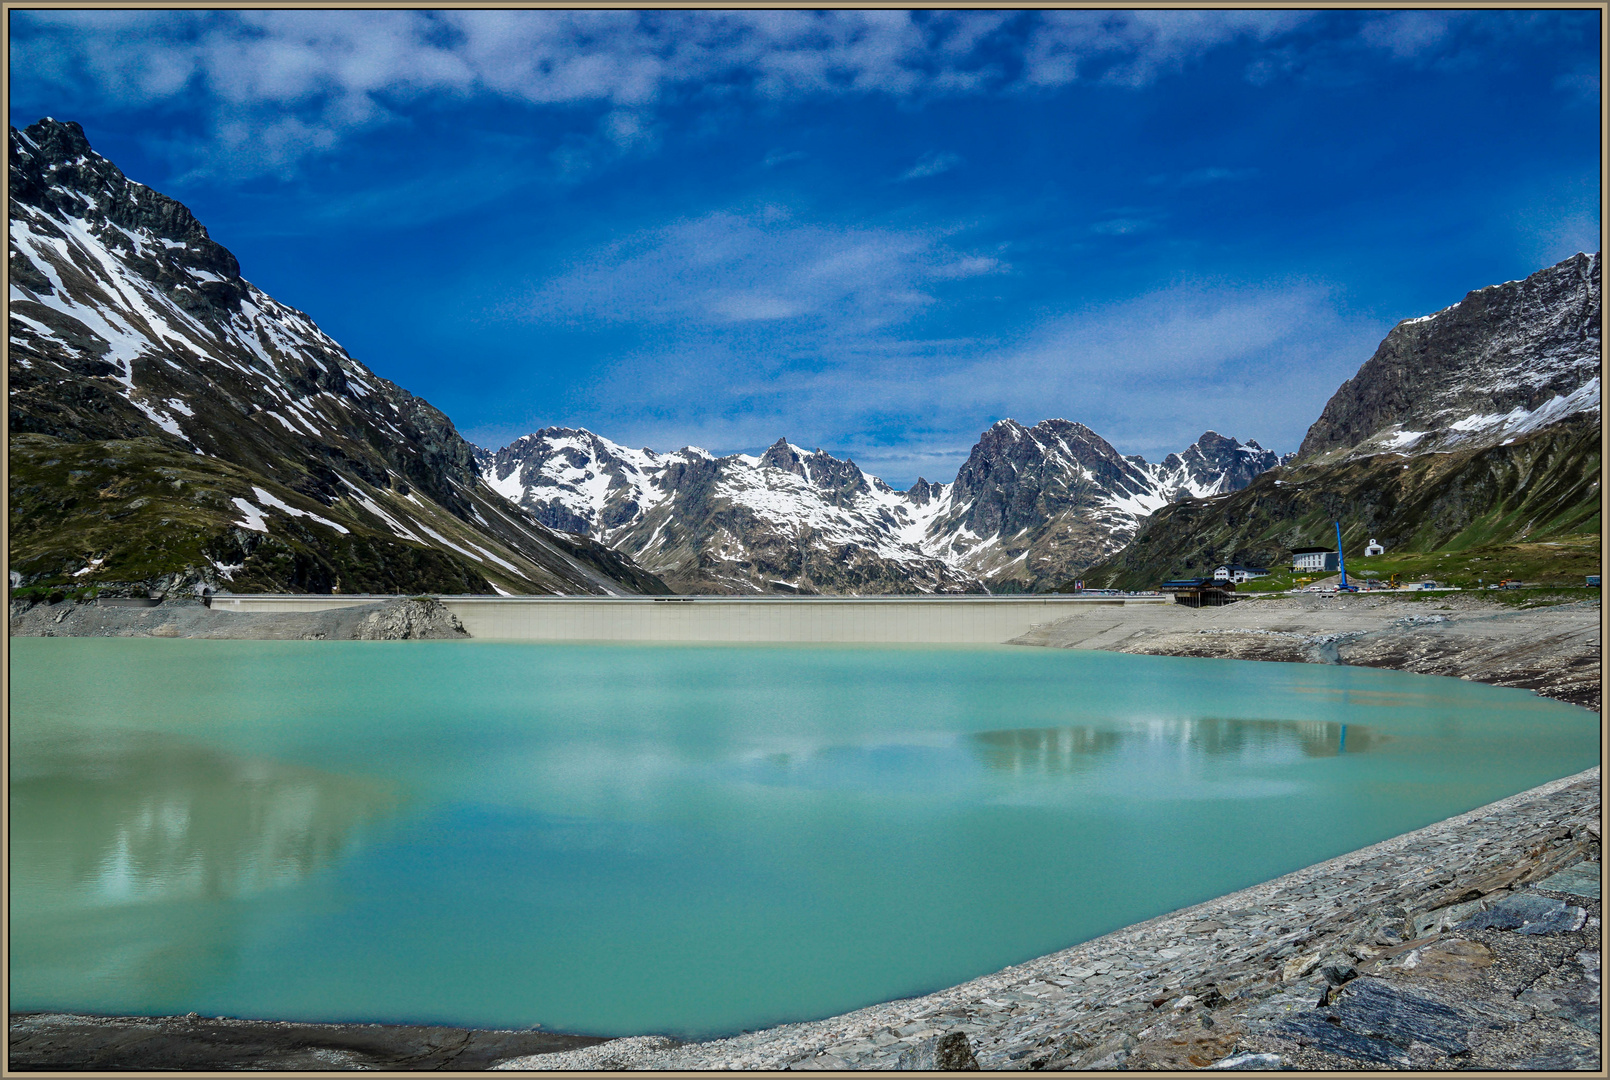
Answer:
11;735;401;908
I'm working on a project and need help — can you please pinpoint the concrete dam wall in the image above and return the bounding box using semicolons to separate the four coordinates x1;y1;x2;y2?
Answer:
208;594;1169;644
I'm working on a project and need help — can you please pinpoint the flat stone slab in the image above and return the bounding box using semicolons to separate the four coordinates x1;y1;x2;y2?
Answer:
1533;861;1602;900
1299;977;1471;1056
1457;892;1587;935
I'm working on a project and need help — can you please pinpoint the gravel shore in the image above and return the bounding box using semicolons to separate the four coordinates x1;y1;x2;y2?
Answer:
1013;592;1601;711
8;595;468;640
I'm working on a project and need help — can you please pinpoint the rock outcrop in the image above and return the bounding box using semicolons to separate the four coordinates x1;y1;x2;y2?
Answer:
8;596;471;640
351;597;467;640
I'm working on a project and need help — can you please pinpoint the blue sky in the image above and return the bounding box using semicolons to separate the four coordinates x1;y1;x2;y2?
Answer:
10;9;1601;487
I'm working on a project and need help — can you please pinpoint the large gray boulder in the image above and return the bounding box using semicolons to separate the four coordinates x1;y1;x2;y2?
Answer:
351;597;468;640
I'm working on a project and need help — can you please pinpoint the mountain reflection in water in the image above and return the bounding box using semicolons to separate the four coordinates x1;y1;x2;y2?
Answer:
972;719;1386;773
11;736;400;907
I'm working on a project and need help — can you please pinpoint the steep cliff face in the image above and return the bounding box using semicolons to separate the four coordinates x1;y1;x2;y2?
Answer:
483;422;1283;594
1085;253;1602;589
8;118;668;598
1299;252;1600;461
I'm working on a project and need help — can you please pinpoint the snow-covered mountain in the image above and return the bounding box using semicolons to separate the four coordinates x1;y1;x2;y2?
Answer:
1299;251;1601;462
480;421;1284;593
8;117;667;598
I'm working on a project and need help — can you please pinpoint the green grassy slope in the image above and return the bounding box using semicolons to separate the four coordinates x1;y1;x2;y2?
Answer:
9;434;495;599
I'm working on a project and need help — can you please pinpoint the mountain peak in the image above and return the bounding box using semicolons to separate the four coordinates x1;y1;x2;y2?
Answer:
1297;251;1601;461
8;118;667;597
758;437;805;475
15;117;93;161
479;414;1285;594
1159;431;1284;497
10;117;240;283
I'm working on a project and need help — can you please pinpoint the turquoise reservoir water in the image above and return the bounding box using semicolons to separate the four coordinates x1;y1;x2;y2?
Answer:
9;639;1599;1037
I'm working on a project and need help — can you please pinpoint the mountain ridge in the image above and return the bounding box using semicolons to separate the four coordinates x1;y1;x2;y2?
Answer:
1082;251;1601;588
480;420;1286;593
1299;251;1600;463
7;117;670;599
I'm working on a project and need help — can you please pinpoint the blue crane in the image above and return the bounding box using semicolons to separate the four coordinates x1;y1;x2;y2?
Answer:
1335;521;1357;592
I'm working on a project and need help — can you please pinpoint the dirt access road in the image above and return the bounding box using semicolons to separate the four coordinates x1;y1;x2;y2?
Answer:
1011;592;1601;711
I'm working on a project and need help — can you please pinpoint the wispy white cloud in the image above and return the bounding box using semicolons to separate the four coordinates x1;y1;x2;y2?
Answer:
1021;9;1312;88
1357;11;1461;61
762;148;808;168
898;151;961;181
532;270;1384;483
1090;216;1159;237
17;8;1537;179
518;207;1005;332
1509;178;1602;271
1554;66;1601;104
1182;166;1259;186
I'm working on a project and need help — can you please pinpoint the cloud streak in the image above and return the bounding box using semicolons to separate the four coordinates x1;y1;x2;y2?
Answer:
11;9;1541;179
899;151;962;181
519;207;1005;333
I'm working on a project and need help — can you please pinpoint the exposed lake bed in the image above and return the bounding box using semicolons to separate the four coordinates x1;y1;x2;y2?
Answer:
1017;592;1603;712
8;634;1599;1069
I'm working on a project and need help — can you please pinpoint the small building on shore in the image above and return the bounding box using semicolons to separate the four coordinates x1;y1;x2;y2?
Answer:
1159;577;1237;607
1291;547;1339;572
1213;564;1269;584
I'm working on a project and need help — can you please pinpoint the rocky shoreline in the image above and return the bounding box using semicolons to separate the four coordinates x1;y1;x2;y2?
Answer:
1014;592;1602;711
7;594;469;640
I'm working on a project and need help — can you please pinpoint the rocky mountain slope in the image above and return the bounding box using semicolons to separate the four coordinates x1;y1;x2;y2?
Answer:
1301;253;1600;461
7;118;668;599
481;422;1283;594
1083;253;1602;589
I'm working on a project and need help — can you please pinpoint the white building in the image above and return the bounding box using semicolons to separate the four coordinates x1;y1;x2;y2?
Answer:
1291;547;1339;572
1213;564;1270;584
1364;538;1385;556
